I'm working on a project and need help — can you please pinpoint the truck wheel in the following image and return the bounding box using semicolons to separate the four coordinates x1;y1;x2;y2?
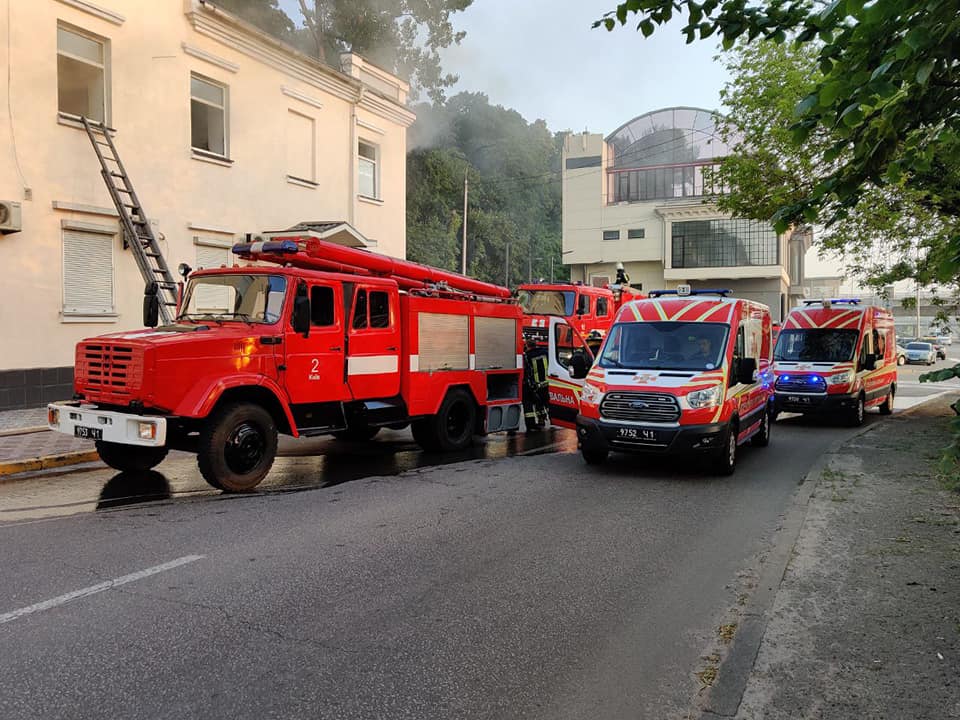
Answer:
95;441;169;472
413;389;476;452
332;427;380;441
751;409;771;447
847;394;865;427
198;402;277;492
879;389;894;415
582;448;608;465
713;423;738;476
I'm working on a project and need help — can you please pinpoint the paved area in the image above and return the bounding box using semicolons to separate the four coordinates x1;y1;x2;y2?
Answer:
0;407;47;433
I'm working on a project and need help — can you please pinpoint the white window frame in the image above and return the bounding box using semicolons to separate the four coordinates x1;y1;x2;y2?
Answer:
56;22;110;125
61;221;118;322
286;109;317;186
190;72;230;160
358;140;380;200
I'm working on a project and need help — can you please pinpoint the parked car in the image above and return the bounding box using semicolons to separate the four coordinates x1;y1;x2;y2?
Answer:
896;344;907;366
921;337;948;360
938;334;953;346
905;341;937;365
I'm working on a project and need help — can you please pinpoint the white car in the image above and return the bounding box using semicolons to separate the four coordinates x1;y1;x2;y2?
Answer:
905;341;936;365
938;334;953;346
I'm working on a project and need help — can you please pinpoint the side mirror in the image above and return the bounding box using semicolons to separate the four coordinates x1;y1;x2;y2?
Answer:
143;282;160;328
292;294;310;337
570;351;589;379
738;357;758;385
864;353;877;371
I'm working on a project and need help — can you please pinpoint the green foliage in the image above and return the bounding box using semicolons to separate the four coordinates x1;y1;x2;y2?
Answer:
598;0;960;281
406;93;565;287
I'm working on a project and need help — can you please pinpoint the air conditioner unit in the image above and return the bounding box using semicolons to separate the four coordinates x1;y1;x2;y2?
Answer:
0;201;22;234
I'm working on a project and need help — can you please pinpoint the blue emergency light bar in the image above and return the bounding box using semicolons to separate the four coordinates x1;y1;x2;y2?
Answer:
648;288;732;298
801;297;861;306
231;239;299;256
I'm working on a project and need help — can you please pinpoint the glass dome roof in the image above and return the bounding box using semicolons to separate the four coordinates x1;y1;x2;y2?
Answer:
606;107;734;169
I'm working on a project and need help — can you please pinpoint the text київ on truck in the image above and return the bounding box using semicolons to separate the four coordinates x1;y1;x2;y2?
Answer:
47;234;524;492
773;299;897;425
547;289;775;475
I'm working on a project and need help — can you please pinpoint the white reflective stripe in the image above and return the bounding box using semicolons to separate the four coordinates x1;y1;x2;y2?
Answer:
516;354;523;369
250;241;266;254
348;355;399;375
469;354;476;370
409;354;419;372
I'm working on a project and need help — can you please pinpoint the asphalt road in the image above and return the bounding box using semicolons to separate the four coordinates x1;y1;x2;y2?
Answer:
0;386;947;720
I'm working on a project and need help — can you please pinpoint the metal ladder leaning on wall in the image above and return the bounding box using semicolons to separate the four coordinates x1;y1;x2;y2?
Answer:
81;116;178;325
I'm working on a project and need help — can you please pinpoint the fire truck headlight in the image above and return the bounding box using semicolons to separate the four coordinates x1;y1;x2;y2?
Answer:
138;421;157;440
687;384;722;409
581;381;603;406
827;370;855;386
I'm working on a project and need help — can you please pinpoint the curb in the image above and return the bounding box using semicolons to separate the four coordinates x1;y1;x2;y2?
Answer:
0;450;102;481
698;393;958;719
0;426;50;438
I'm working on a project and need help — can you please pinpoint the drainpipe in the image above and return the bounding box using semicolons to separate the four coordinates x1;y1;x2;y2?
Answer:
348;87;364;227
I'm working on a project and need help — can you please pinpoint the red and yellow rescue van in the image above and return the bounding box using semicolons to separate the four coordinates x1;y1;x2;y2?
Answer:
547;289;774;475
773;299;897;425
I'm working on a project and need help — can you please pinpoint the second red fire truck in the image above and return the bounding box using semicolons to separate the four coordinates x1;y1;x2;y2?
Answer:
48;234;524;492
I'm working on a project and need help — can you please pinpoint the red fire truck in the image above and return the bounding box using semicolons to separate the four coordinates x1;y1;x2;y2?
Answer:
547;289;774;475
47;235;524;492
773;298;897;425
518;280;643;345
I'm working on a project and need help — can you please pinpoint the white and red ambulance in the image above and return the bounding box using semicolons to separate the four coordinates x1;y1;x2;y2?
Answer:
773;299;897;425
547;288;774;475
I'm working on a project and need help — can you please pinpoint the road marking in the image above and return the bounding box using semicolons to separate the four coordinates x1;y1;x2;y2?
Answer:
0;554;204;625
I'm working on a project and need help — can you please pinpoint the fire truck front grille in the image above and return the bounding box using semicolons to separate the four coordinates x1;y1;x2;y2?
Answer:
600;392;681;423
76;343;141;397
522;326;548;344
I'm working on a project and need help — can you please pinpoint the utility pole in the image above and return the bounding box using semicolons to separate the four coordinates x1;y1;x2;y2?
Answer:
505;243;511;287
461;166;469;275
550;257;555;283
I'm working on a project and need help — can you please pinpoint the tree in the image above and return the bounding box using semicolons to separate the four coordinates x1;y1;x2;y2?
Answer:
217;0;472;103
597;0;960;280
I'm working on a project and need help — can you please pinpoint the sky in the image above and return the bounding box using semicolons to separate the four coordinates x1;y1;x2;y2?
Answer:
277;0;845;280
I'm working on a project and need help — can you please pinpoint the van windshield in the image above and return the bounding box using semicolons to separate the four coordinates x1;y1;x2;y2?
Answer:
518;290;575;316
774;329;859;362
179;274;288;324
599;321;729;371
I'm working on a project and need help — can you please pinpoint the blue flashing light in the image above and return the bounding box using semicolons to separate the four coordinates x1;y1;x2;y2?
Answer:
802;297;861;306
232;239;299;256
648;288;732;298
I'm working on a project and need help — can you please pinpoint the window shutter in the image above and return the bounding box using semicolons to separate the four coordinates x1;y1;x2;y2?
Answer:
195;244;231;311
63;229;114;314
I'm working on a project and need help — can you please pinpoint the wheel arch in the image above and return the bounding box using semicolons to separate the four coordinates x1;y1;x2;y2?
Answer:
209;385;295;436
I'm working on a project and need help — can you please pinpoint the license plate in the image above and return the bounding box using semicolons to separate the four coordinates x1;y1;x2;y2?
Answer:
74;425;102;440
617;427;659;442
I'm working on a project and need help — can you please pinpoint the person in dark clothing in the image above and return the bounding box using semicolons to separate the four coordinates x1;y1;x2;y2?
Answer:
523;338;550;431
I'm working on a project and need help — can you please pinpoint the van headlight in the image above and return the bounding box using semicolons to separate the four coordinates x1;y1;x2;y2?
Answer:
687;384;722;409
827;370;854;386
581;381;603;406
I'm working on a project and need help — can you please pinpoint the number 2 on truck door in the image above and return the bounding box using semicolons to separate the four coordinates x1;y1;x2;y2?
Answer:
284;281;350;404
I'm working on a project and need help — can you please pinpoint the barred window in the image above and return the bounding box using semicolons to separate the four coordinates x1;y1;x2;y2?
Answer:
671;219;779;268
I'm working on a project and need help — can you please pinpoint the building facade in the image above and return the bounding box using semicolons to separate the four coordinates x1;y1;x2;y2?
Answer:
0;0;415;409
561;107;810;320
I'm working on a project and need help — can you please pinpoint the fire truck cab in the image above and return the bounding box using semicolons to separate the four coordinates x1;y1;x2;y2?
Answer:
518;281;643;346
548;289;774;475
773;299;897;425
48;236;524;492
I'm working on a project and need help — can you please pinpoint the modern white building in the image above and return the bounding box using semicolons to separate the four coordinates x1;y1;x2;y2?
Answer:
0;0;415;409
562;107;810;320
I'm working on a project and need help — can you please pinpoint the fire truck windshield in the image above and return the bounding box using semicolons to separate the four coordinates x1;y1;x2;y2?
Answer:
518;290;575;316
599;321;729;371
774;329;859;363
179;274;288;325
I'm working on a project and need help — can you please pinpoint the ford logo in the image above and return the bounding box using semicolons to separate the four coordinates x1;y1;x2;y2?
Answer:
629;401;648;409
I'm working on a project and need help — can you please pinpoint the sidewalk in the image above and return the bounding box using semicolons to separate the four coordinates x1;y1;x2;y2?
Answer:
726;394;960;719
0;407;99;478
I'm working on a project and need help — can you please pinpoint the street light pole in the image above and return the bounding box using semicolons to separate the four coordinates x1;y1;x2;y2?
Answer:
461;166;469;275
505;243;511;287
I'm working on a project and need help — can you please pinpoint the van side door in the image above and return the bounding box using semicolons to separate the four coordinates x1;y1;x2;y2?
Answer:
547;316;588;428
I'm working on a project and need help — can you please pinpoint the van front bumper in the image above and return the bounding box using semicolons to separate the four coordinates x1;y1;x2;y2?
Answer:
575;415;729;454
773;392;858;414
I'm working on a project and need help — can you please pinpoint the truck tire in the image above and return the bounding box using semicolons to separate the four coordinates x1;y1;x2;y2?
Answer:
95;441;169;472
879;388;894;415
847;394;865;427
713;422;738;476
198;402;277;492
412;389;476;452
332;427;380;441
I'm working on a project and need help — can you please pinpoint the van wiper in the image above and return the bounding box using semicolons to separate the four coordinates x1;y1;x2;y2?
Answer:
179;313;224;326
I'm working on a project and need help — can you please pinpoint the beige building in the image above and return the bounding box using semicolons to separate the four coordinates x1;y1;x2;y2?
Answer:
0;0;414;409
562;107;810;321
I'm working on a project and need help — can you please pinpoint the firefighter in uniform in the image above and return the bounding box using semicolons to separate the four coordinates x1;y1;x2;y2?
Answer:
522;337;550;431
585;330;603;359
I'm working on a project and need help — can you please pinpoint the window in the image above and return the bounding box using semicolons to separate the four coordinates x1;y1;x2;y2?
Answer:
194;243;231;311
627;228;645;239
607;162;725;203
310;286;335;326
671;219;779;269
602;230;620;241
576;294;590;315
596;297;609;317
57;24;108;123
730;327;745;386
358;141;378;198
352;289;368;329
369;291;390;328
191;74;228;157
590;276;610;288
62;228;114;315
286;110;316;184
